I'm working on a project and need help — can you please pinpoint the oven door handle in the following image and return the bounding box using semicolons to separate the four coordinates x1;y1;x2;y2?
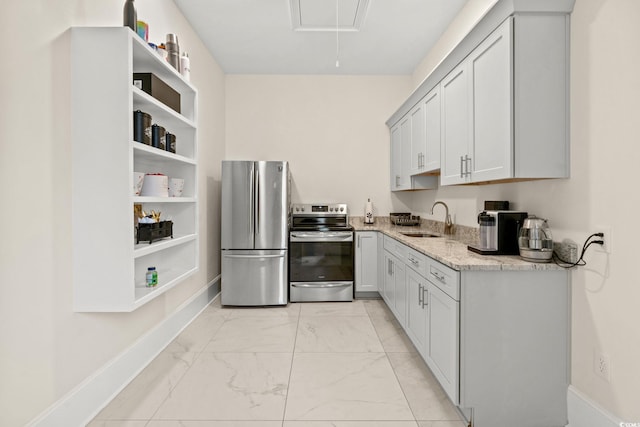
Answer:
290;232;353;242
291;282;352;288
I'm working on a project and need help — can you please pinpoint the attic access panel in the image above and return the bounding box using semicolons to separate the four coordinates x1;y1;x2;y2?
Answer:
290;0;371;31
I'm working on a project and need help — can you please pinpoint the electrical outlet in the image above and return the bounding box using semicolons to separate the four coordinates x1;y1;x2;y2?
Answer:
595;225;612;254
594;350;611;382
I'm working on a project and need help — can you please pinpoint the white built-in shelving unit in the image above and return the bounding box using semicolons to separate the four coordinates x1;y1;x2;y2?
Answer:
71;27;198;312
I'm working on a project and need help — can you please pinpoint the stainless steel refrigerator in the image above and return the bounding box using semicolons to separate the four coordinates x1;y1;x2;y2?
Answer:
221;161;290;306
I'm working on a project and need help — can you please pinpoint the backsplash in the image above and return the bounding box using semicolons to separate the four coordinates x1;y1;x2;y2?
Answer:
351;216;479;245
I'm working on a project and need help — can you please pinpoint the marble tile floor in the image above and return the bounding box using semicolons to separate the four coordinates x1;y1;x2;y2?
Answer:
89;298;466;427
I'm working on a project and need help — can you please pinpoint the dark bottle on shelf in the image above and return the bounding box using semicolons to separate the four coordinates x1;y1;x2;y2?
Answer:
123;0;137;32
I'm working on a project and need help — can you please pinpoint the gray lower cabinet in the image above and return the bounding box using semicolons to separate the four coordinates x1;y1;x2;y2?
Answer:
405;249;460;405
459;270;569;427
382;250;405;320
369;234;569;427
377;233;385;295
383;236;408;322
355;231;379;295
425;279;459;405
405;266;428;354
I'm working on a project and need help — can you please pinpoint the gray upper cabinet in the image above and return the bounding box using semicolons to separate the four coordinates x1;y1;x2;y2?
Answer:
441;17;513;185
389;123;403;191
390;115;439;192
410;86;441;176
441;15;569;185
388;0;574;189
423;86;441;172
440;61;471;185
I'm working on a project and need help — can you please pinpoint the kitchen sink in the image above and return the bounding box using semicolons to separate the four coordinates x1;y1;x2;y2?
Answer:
400;232;442;238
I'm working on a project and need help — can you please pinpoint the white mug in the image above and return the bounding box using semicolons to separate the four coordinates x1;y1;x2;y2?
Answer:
169;178;185;197
133;172;145;196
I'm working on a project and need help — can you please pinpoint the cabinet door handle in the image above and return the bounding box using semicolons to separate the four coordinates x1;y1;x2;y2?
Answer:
460;156;464;178
395;175;400;187
465;155;472;177
418;283;423;306
357;235;360;248
422;287;428;308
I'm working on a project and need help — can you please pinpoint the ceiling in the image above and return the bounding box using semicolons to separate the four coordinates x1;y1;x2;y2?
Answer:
173;0;468;75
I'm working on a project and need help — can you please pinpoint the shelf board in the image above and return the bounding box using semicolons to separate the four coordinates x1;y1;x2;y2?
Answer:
130;30;197;96
133;234;197;258
133;196;197;203
133;266;198;309
132;142;197;165
132;86;196;128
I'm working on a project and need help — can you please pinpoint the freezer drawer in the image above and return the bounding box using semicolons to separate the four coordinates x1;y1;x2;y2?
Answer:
221;249;288;306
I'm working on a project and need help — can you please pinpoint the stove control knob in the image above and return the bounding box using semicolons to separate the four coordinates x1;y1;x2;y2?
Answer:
340;207;344;212
301;207;305;212
295;207;300;212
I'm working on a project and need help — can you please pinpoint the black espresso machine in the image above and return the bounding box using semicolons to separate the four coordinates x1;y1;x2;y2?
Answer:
468;201;527;255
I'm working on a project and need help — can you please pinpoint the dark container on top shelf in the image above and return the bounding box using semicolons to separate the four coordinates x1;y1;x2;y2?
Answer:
123;0;137;31
133;73;181;114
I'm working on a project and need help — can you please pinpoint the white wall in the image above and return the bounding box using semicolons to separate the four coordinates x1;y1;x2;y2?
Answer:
0;1;225;425
225;75;414;217
406;0;640;421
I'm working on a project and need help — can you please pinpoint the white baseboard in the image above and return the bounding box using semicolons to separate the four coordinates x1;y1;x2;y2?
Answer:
567;385;622;427
28;276;220;427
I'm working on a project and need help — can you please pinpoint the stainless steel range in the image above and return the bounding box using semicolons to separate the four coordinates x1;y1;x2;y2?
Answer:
289;203;354;302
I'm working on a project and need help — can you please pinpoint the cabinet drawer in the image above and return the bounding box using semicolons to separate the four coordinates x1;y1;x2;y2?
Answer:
384;235;407;260
426;259;460;301
406;246;428;277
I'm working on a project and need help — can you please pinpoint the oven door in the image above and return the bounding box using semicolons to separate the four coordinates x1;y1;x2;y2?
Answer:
289;231;354;301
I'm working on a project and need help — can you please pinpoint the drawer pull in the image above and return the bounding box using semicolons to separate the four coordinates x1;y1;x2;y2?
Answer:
431;271;445;283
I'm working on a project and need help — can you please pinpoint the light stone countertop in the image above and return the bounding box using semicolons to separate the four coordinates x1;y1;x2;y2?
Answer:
350;217;567;272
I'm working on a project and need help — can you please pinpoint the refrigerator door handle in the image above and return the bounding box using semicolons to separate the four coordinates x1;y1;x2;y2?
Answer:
223;254;285;259
255;167;260;234
249;163;255;241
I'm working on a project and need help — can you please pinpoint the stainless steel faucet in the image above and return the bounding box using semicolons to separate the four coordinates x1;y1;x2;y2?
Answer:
431;201;453;235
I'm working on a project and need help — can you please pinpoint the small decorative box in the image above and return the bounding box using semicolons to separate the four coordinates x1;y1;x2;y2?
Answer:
137;220;173;244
